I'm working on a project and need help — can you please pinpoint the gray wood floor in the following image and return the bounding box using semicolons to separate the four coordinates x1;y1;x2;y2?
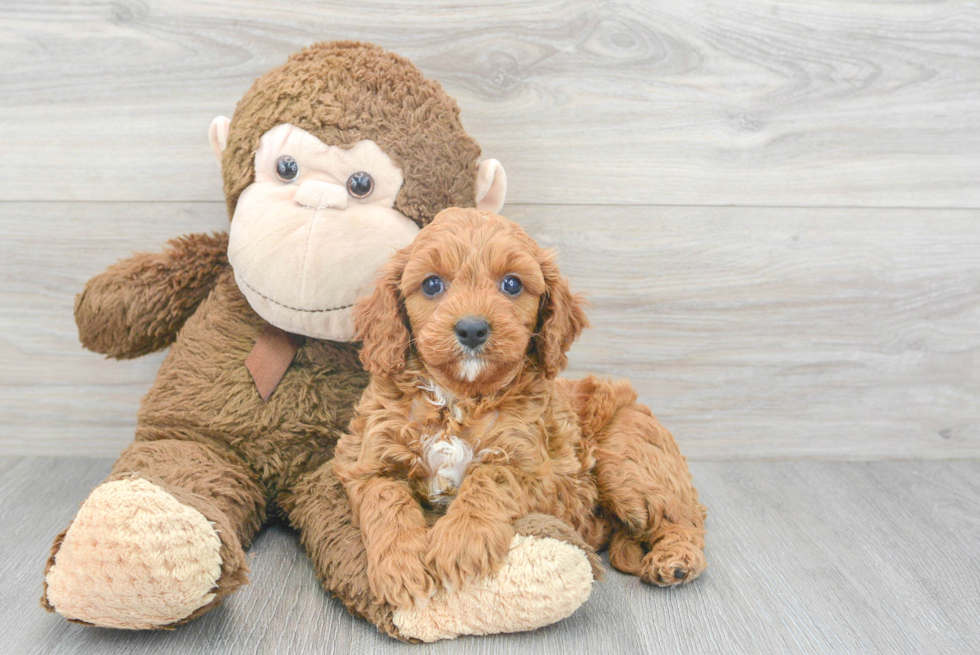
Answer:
2;457;977;655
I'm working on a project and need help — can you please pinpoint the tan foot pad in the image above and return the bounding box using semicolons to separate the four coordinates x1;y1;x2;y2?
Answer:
393;534;594;642
45;478;222;629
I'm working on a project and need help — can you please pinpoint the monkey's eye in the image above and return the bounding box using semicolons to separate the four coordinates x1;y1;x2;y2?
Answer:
422;276;445;297
347;171;374;198
276;156;299;182
500;276;523;296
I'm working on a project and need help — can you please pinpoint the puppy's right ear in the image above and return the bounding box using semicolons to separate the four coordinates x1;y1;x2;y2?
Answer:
354;250;412;377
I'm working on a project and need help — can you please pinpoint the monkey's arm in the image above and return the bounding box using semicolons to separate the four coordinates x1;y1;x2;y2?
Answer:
74;232;229;359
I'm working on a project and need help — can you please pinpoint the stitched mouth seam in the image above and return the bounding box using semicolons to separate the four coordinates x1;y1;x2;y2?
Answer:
240;278;355;313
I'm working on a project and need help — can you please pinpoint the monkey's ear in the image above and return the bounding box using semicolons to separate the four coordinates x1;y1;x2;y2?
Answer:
209;116;231;165
354;250;412;378
475;159;507;213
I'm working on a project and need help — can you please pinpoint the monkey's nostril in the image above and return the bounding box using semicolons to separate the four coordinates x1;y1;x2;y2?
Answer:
294;180;348;210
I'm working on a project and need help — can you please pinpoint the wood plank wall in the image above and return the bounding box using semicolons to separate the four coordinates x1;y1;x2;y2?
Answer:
1;0;978;457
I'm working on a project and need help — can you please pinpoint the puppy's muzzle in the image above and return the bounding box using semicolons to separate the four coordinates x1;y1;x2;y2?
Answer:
454;317;489;350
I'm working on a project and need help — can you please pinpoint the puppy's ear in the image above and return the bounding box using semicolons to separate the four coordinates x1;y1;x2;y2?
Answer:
355;250;412;377
531;249;589;379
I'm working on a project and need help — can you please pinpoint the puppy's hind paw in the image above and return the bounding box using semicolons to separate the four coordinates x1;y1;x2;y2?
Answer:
640;534;706;587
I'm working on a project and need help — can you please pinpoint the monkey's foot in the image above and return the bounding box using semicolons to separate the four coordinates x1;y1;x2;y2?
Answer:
393;514;600;642
43;478;223;629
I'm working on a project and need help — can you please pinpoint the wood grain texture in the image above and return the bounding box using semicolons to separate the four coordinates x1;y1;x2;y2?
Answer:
516;205;980;460
1;0;978;207
2;202;977;458
2;457;977;654
0;202;228;455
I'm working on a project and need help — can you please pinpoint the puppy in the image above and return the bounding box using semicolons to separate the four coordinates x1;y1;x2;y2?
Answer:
335;208;706;609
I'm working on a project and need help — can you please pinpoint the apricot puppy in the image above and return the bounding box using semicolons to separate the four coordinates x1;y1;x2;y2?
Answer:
334;208;706;608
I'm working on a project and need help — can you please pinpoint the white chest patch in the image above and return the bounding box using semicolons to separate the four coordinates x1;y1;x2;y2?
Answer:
422;434;474;508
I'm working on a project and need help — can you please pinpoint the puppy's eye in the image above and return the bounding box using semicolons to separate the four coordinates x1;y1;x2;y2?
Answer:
500;276;523;296
422;276;445;297
347;171;374;198
276;155;299;182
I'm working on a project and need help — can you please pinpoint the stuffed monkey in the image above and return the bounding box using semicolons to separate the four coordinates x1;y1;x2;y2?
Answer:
40;41;601;641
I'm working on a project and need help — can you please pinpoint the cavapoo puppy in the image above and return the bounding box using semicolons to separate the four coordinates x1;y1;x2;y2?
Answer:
334;208;706;609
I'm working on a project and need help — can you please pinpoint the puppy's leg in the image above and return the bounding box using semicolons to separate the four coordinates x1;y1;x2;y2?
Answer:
425;465;527;590
598;404;706;585
565;376;707;586
350;476;436;609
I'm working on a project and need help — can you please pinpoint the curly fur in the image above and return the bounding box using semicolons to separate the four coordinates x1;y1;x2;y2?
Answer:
335;208;708;608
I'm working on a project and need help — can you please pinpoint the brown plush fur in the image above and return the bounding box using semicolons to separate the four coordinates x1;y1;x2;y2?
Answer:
222;41;482;226
335;209;707;609
74;232;229;359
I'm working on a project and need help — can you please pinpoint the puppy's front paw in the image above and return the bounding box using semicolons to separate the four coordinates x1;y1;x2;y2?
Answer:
425;514;514;590
368;545;436;609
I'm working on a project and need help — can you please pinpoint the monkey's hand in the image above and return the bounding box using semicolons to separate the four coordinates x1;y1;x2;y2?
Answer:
75;232;229;359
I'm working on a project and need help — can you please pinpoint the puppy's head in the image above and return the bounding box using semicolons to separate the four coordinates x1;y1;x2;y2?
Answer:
355;208;588;395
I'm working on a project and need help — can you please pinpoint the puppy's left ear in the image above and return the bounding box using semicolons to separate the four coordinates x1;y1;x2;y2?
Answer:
531;250;589;379
354;249;412;377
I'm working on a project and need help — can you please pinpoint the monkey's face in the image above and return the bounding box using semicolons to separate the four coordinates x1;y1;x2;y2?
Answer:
228;124;420;340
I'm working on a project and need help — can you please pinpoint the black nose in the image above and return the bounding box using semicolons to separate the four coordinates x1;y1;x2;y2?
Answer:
455;317;490;350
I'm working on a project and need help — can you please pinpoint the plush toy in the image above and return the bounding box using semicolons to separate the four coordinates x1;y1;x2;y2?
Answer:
40;41;601;641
